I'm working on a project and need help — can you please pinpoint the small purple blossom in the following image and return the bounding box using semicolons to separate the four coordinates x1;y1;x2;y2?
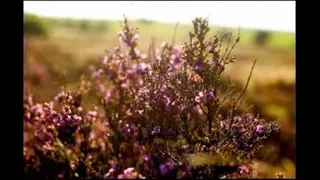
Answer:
117;174;125;179
161;42;167;48
134;63;149;74
143;155;149;161
124;167;135;174
117;167;138;179
193;63;205;72
239;165;250;174
140;53;147;59
195;92;204;103
163;95;171;107
87;111;97;117
166;159;174;170
245;113;253;121
57;173;64;179
206;91;215;100
135;66;144;73
232;138;238;146
92;69;104;80
121;124;133;135
151;126;161;136
140;86;149;94
133;33;140;41
103;55;109;65
160;164;169;175
256;125;265;134
211;57;218;65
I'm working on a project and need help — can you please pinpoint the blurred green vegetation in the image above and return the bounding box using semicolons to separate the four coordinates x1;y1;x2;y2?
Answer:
24;13;50;38
38;15;295;49
23;13;295;178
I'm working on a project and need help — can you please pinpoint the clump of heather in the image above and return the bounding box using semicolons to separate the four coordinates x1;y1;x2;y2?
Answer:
24;17;280;179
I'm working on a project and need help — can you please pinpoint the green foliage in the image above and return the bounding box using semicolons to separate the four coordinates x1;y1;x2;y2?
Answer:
137;18;155;25
79;19;90;31
255;30;271;46
24;13;49;38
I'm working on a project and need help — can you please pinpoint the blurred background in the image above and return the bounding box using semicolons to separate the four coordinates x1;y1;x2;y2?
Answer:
23;1;295;178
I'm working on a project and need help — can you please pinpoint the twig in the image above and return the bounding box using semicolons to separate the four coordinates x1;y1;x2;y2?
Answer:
233;59;256;111
171;22;180;46
224;29;241;64
221;32;232;63
214;76;234;119
159;149;181;165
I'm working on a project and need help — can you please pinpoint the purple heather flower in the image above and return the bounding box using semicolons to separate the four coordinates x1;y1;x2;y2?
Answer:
163;95;171;107
126;69;135;79
118;31;125;38
134;49;141;56
133;33;140;41
87;111;97;117
233;116;241;122
256;125;265;134
103;55;109;65
239;165;250;174
211;57;218;65
118;32;131;46
124;167;135;174
170;54;182;64
134;63;149;74
195;91;204;103
232;138;238;146
140;86;149;94
166;159;174;170
170;45;182;64
151;126;161;136
206;91;215;100
245;113;253;121
143;155;149;161
135;66;144;74
140;53;147;59
121;124;133;135
57;173;64;179
119;167;138;179
121;82;127;88
161;42;167;48
35;131;41;139
194;63;205;72
117;174;125;179
92;69;103;79
104;167;115;178
185;165;192;173
160;164;169;176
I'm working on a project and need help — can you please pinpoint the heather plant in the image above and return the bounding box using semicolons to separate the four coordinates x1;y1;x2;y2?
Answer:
24;17;281;179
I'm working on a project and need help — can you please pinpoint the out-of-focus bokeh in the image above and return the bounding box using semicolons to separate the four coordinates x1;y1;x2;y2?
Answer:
24;1;295;178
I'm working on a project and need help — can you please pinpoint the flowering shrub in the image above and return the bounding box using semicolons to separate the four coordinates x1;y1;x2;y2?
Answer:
24;17;280;179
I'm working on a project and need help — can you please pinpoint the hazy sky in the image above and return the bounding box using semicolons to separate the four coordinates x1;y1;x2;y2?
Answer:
24;1;295;32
